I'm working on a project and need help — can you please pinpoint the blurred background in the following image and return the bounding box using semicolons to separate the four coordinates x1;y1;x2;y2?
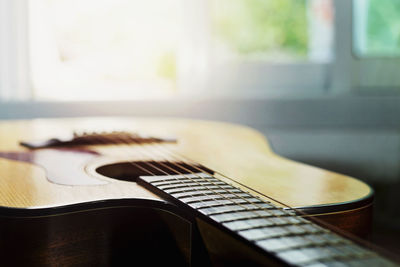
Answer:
1;0;400;254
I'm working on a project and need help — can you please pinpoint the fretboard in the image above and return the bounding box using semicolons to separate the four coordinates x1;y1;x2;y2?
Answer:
138;173;395;266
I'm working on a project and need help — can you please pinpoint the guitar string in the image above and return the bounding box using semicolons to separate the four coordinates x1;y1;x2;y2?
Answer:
152;142;304;212
99;134;362;259
111;134;294;212
87;134;256;217
86;133;371;261
117;137;365;249
100;135;266;211
144;141;388;259
143;141;380;257
150;142;301;211
49;131;388;263
123;135;389;261
147;141;379;244
148;142;342;223
132;140;304;220
92;133;303;230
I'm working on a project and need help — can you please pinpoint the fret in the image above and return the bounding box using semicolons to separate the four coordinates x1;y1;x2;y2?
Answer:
178;193;250;202
276;244;379;266
334;244;373;258
257;234;353;256
138;174;397;266
257;235;329;252
277;247;338;265
164;184;237;194
306;234;337;246
285;225;309;235
152;178;203;187
224;217;275;231
179;194;249;204
224;215;310;232
152;176;220;186
184;196;263;206
239;198;264;203
158;182;217;190
283;216;307;225
197;202;276;217
268;209;288;216
301;224;328;234
238;226;290;241
241;202;275;210
179;194;223;203
284;224;324;236
268;217;297;226
189;198;257;209
157;179;225;188
198;205;246;215
257;236;318;251
238;223;331;242
318;233;347;244
210;210;271;223
274;242;389;266
188;199;237;209
171;189;223;198
258;237;300;252
138;174;197;183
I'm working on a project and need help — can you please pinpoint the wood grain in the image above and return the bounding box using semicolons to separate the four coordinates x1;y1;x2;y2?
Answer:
0;117;372;212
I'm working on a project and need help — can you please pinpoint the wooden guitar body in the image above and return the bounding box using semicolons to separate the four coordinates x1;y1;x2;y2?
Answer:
0;117;375;266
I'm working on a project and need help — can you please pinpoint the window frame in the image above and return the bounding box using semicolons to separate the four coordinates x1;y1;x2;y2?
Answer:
185;0;332;98
0;0;30;101
1;0;400;102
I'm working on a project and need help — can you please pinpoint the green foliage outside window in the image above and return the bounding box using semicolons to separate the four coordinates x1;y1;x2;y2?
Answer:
212;0;308;58
367;0;400;55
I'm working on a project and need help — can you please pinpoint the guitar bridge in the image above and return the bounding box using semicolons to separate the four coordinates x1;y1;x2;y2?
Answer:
20;131;176;149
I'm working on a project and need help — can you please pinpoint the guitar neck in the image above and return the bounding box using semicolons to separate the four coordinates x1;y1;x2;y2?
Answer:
138;172;395;266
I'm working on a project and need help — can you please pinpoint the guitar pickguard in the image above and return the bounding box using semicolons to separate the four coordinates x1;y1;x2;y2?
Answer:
0;149;107;186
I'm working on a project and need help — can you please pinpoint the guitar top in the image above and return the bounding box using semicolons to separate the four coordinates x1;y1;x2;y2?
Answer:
0;117;395;266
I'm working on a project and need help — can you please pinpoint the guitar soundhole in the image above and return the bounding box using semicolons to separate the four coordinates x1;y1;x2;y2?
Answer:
96;161;213;182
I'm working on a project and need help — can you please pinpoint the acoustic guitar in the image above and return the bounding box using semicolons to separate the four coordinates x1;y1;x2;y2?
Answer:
0;117;396;266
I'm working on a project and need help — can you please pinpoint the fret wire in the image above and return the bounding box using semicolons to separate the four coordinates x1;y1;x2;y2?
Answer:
143;142;381;263
112;134;325;255
144;159;354;264
98;136;348;264
107;135;345;262
92;134;379;264
159;183;231;191
165;185;238;195
110;134;280;215
142;142;344;249
153;143;303;211
110;134;287;222
152;141;367;248
144;147;297;220
93;137;271;226
97;135;262;219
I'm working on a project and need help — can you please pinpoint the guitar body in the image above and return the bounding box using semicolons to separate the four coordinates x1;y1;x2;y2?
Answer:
0;117;373;266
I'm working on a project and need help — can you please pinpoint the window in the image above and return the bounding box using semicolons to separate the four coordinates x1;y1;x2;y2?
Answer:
0;0;399;101
29;0;183;100
352;0;400;90
27;0;335;100
353;0;400;57
211;0;333;62
206;0;333;97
